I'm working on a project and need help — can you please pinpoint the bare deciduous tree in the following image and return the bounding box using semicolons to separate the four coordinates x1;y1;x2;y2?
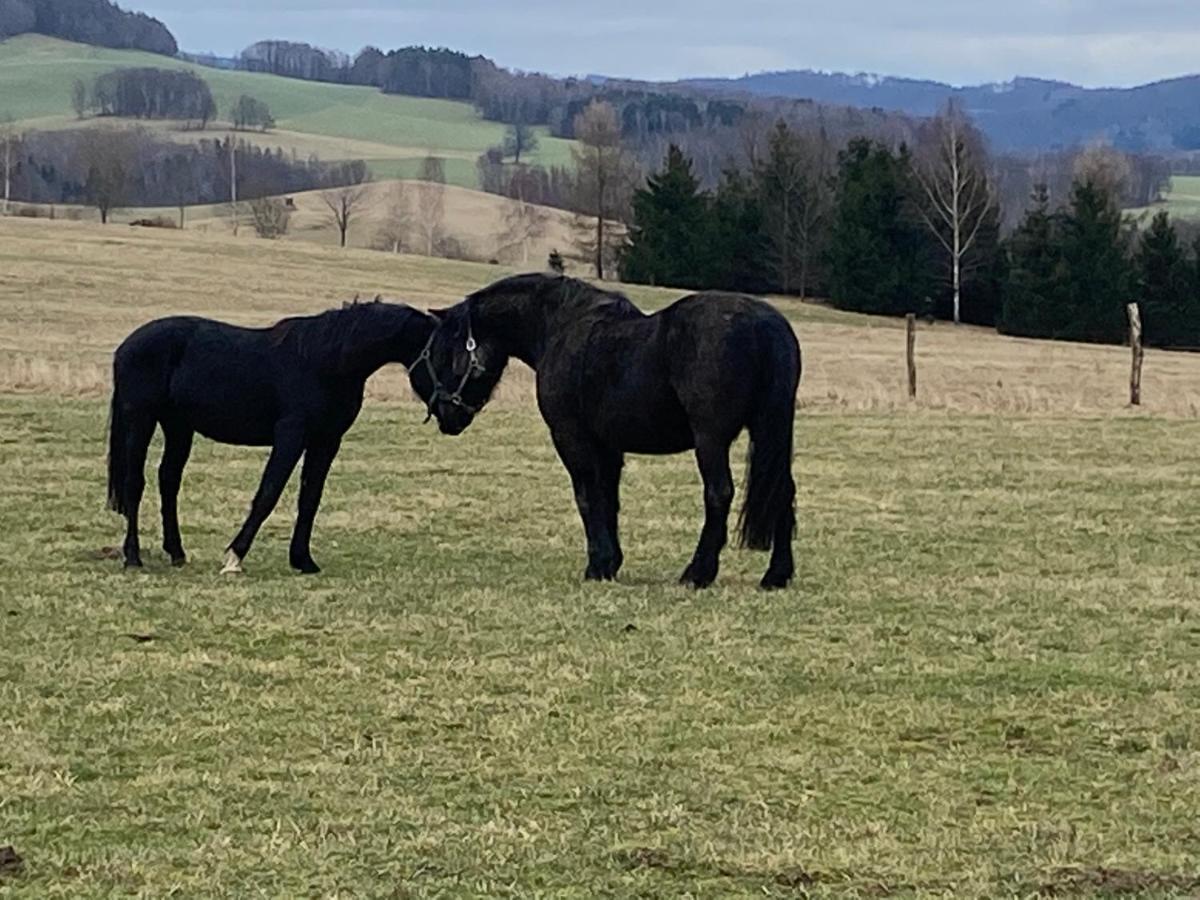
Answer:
1073;143;1133;200
913;102;997;324
503;120;539;165
249;196;291;238
570;100;636;279
81;128;138;224
374;182;412;253
755;121;833;299
0;116;15;216
71;79;88;119
498;194;549;265
321;182;371;247
413;155;446;256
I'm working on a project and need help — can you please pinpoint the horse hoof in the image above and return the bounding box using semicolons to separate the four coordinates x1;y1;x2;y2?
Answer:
123;558;143;570
679;565;715;589
759;572;791;591
169;555;187;568
220;550;244;575
291;559;321;575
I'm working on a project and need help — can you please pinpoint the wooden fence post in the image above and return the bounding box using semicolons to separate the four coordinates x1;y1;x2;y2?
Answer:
906;313;917;400
1127;302;1143;406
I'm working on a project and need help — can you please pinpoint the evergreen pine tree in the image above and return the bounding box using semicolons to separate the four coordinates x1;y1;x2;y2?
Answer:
999;185;1061;337
1056;179;1132;344
826;139;934;315
620;145;710;289
1135;211;1195;347
710;168;769;294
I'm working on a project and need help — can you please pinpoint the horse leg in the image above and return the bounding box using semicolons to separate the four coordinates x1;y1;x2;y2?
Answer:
288;437;341;575
680;436;735;589
158;424;194;566
552;430;620;581
599;450;625;578
223;424;305;573
761;476;797;591
120;413;157;569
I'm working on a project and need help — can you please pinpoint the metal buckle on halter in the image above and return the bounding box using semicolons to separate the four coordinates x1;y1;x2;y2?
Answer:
419;317;485;423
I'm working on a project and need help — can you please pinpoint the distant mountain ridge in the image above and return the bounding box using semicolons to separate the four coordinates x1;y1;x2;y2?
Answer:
677;70;1200;154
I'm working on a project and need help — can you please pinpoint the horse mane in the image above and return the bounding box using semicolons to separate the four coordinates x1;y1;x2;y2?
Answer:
268;296;410;367
467;273;641;318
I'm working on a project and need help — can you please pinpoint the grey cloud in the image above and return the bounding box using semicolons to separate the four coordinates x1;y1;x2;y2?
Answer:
139;0;1200;86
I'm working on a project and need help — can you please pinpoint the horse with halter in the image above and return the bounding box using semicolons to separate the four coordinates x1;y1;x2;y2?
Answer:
413;274;801;589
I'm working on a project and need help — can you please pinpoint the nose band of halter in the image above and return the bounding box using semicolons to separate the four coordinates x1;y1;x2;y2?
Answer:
415;314;486;423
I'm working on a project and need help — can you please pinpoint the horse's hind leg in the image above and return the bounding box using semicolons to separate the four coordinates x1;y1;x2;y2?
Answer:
761;477;796;591
680;435;734;589
158;423;194;566
120;413;157;568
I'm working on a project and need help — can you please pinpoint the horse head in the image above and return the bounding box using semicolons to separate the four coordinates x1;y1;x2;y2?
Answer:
413;303;508;435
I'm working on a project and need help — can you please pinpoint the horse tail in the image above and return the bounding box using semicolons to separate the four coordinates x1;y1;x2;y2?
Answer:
107;376;127;515
738;318;800;551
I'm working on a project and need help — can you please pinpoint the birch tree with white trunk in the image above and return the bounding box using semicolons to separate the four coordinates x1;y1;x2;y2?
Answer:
913;102;996;325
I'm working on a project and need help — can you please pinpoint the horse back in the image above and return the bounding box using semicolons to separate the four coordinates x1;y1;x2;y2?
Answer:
113;316;293;445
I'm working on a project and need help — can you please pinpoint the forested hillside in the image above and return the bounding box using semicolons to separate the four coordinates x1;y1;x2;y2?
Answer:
0;0;175;54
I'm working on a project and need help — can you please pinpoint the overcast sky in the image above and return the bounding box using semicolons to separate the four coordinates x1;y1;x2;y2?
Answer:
139;0;1200;87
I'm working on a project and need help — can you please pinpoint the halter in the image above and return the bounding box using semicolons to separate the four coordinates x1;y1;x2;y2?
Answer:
414;311;486;422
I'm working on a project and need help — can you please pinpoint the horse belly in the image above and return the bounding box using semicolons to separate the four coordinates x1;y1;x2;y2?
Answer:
595;397;694;455
169;369;279;446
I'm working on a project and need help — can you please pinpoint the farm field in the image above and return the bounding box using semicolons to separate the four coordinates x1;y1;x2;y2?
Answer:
36;179;587;267
1130;175;1200;223
3;217;1200;895
1163;175;1200;219
0;35;574;187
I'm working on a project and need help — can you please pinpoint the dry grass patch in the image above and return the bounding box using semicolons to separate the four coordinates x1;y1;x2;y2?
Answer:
5;217;1200;417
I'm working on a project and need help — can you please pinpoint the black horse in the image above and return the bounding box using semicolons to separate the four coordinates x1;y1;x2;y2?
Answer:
107;299;436;573
415;274;801;589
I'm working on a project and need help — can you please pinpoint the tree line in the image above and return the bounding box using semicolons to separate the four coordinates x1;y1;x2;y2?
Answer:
0;0;176;54
71;68;276;133
237;40;478;100
81;68;216;125
612;100;1199;348
0;127;367;223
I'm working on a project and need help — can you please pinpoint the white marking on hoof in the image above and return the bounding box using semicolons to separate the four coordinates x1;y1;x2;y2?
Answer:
220;550;244;575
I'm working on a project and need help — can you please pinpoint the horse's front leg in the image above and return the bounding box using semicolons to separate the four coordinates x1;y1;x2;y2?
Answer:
551;429;621;581
223;422;305;573
288;436;342;574
680;435;734;589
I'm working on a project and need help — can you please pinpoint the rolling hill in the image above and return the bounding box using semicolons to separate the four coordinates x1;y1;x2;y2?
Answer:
679;70;1200;155
0;34;575;187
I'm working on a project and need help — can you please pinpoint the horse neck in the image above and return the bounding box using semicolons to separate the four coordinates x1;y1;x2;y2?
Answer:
336;306;430;380
474;292;550;368
475;286;603;368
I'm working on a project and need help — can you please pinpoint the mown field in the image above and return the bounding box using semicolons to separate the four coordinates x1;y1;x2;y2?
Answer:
1129;175;1200;223
0;35;575;187
3;217;1200;896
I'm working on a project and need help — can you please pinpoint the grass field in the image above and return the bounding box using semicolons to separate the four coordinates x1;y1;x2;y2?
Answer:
1162;175;1200;219
0;35;575;187
40;179;587;267
1130;175;1200;223
3;217;1200;895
